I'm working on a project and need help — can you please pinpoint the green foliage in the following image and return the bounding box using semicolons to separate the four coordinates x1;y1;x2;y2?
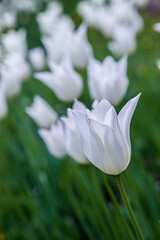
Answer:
0;1;160;240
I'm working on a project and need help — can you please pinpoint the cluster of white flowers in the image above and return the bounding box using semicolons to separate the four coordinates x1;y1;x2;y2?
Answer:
25;0;143;175
26;92;140;174
0;0;47;119
77;0;144;56
0;29;30;118
0;0;143;175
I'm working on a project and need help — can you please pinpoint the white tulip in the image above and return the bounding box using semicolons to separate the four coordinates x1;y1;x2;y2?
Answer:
26;96;58;128
77;1;100;27
111;1;143;34
42;24;92;68
153;22;160;32
38;120;66;158
29;47;45;70
42;24;73;64
108;25;137;56
77;0;143;40
156;59;160;70
61;100;89;164
0;52;30;97
11;0;38;12
88;55;128;105
1;29;27;56
35;57;83;102
0;82;8;119
0;11;16;31
36;1;62;35
68;24;93;68
71;94;141;175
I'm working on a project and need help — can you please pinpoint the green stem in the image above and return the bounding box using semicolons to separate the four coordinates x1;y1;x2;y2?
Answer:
116;175;144;240
89;167;120;240
101;173;135;240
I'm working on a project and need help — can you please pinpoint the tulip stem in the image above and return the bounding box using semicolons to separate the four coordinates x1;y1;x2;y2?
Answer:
116;174;144;240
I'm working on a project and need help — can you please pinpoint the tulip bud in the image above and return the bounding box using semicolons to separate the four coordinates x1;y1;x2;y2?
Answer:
26;96;58;128
71;94;141;175
35;56;83;102
88;55;129;105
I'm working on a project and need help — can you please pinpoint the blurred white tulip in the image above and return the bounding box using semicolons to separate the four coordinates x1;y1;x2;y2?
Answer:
68;24;93;68
108;26;137;56
39;120;66;158
88;55;128;105
1;29;27;56
35;56;83;101
133;0;149;7
26;96;58;128
71;94;141;175
0;82;8;119
29;47;45;70
42;24;92;68
153;22;160;32
42;24;73;64
156;59;160;70
62;99;89;164
77;0;143;56
37;1;62;35
0;52;30;97
0;11;16;31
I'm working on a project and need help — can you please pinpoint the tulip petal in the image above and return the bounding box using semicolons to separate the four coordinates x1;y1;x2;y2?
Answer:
71;110;92;160
34;72;54;90
38;128;66;158
103;125;128;175
72;99;86;111
89;126;106;171
118;93;141;147
89;119;127;175
91;98;112;122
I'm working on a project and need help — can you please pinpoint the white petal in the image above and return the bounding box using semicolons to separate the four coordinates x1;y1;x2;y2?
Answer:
38;128;66;158
91;98;112;122
103;125;127;175
72;99;86;111
34;72;54;90
71;110;92;160
118;93;141;147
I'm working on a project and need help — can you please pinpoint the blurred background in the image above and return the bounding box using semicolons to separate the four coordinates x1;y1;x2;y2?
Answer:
0;0;160;239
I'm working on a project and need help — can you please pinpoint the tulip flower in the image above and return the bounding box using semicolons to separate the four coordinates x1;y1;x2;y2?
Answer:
1;29;27;56
29;47;45;70
108;26;137;56
0;11;16;32
42;24;92;68
153;22;160;32
71;94;140;175
87;55;128;105
35;56;83;101
38;120;66;158
36;1;63;35
0;52;30;97
26;96;58;128
0;82;8;119
68;24;93;68
61;99;89;164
